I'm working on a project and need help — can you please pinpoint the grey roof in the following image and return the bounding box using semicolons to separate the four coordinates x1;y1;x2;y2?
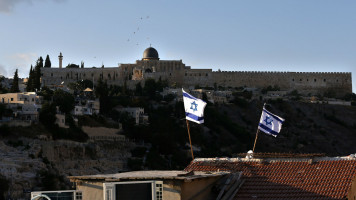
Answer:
143;47;159;60
68;170;229;182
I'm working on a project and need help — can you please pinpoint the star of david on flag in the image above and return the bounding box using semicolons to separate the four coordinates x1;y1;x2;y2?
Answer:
182;89;207;124
258;107;285;137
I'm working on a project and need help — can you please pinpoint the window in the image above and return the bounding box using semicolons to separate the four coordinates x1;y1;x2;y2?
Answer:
11;98;13;101
314;79;316;82
76;192;82;200
292;79;294;82
51;73;53;77
324;79;326;82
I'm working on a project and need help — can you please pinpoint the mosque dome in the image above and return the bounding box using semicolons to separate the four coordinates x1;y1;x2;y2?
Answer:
143;47;159;60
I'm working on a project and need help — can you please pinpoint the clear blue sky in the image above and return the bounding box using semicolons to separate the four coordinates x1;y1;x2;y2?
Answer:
0;0;355;93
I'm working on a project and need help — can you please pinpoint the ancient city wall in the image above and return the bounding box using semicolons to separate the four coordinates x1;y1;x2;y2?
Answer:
211;71;352;97
41;67;123;86
41;67;352;97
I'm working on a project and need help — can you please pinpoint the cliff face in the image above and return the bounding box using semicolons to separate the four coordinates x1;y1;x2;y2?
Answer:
0;139;133;199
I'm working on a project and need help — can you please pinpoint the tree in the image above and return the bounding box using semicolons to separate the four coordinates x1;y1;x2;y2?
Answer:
95;79;110;113
0;76;7;94
66;63;79;68
39;102;56;128
39;56;44;68
10;69;20;93
37;86;53;101
81;61;84;68
34;57;43;90
0;174;9;200
135;82;143;96
26;65;34;92
143;78;157;98
53;90;75;114
44;55;51;68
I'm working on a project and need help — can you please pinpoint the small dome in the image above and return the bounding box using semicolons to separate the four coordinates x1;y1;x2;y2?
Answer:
143;47;159;60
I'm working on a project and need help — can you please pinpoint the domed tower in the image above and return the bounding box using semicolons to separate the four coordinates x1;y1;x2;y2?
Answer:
142;47;159;61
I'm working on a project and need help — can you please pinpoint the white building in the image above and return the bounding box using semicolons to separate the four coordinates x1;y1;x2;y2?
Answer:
0;92;42;104
73;99;100;116
0;92;42;122
115;107;148;125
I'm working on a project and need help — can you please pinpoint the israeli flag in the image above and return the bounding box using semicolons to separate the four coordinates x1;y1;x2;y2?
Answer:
258;108;285;137
182;89;207;124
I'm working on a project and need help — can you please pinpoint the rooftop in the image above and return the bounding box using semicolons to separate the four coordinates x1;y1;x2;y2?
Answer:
68;170;229;182
185;154;356;199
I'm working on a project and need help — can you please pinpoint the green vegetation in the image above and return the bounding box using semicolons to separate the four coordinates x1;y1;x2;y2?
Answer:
261;85;280;94
0;174;9;200
66;63;79;68
10;69;19;93
44;55;51;68
36;169;69;191
0;76;7;94
27;57;43;91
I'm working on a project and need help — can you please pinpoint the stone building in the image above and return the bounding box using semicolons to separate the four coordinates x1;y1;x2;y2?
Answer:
41;47;352;98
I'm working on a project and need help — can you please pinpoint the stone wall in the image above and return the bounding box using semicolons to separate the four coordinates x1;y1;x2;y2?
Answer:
41;60;352;97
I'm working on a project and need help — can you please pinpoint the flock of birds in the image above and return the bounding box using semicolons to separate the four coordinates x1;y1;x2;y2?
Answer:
127;16;151;46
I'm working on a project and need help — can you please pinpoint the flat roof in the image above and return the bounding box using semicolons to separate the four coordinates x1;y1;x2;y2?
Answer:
68;170;229;182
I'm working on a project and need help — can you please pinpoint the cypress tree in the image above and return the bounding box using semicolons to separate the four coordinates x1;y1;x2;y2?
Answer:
34;58;42;90
44;55;51;68
10;69;20;93
31;67;36;91
26;65;33;92
39;56;44;68
81;61;84;68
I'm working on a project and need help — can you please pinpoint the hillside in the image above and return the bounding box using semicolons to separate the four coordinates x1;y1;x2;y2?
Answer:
208;100;356;156
1;98;356;199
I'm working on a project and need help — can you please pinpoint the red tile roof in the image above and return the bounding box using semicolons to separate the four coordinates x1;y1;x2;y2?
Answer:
185;156;356;199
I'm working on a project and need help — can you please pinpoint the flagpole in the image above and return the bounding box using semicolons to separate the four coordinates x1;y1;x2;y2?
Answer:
252;129;259;153
253;103;266;153
186;119;194;160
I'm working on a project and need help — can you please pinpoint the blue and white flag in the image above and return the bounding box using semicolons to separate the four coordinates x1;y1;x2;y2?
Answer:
258;108;285;137
182;89;207;124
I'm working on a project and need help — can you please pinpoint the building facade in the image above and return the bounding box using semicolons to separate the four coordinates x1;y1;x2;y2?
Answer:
41;47;352;98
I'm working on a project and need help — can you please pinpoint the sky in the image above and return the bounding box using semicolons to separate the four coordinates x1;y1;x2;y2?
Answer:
0;0;355;92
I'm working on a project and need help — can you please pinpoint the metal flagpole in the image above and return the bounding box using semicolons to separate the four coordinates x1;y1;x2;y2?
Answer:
252;129;260;153
186;119;194;160
253;103;266;153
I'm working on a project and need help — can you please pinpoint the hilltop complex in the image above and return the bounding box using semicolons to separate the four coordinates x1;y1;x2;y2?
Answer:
41;47;352;97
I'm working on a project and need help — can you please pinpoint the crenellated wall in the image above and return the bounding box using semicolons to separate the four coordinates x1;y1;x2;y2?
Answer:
41;61;352;97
